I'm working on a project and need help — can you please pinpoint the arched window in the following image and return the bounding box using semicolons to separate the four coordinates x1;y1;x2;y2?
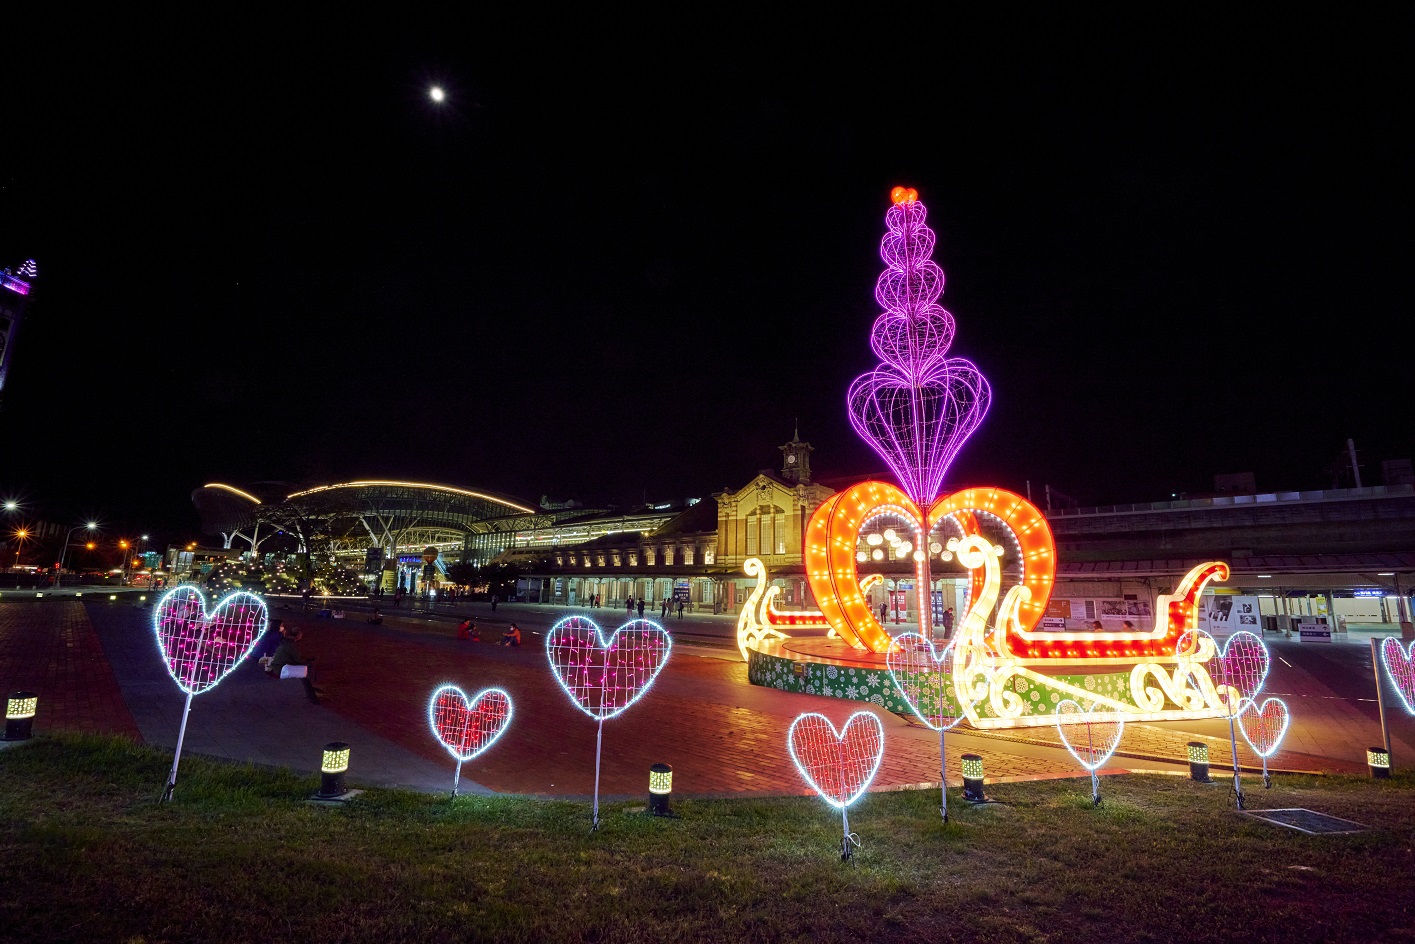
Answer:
746;504;786;557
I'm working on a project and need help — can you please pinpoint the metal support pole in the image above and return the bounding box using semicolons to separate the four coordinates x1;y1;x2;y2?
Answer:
1370;636;1393;768
452;758;463;797
161;691;195;802
939;727;948;822
1227;715;1245;810
591;716;604;830
840;805;853;861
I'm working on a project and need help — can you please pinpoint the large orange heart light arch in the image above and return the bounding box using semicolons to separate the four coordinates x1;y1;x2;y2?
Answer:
805;482;1054;655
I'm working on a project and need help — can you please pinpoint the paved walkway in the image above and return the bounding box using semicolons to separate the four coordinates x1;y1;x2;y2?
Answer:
0;600;139;739
4;598;1410;797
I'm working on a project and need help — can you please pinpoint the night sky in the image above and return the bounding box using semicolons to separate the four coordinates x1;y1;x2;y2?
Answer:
1;12;1410;542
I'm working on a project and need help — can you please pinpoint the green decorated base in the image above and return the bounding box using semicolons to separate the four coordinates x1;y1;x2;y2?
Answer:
747;646;1142;722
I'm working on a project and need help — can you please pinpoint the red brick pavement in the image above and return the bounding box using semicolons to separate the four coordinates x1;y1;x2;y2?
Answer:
298;619;1099;798
0;602;140;739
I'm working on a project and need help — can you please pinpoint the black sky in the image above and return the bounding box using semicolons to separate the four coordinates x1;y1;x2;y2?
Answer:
1;11;1411;541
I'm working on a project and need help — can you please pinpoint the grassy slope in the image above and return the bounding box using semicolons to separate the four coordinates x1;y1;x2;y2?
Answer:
1;735;1413;944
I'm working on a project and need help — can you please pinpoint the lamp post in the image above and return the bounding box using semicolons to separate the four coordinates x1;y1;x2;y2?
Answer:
118;540;130;585
54;522;97;591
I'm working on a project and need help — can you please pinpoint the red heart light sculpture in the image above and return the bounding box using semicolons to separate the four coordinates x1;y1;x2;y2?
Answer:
786;710;886;808
1380;638;1415;715
428;685;513;761
154;586;268;695
1237;697;1290;758
546;616;672;720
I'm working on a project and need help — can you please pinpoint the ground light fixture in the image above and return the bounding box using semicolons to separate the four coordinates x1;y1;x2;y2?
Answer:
648;763;674;816
317;742;351;798
1368;747;1391;779
961;753;987;802
1187;742;1213;783
4;691;37;741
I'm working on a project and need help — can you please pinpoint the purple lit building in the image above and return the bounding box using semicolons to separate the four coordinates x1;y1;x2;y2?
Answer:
0;259;37;408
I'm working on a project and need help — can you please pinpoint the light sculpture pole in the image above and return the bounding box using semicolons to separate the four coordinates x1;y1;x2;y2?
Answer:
848;188;990;637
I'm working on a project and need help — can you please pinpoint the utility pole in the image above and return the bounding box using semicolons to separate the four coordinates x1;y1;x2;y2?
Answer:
1347;438;1363;488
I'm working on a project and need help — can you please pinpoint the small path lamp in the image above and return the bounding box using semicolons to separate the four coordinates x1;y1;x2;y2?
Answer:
4;692;38;741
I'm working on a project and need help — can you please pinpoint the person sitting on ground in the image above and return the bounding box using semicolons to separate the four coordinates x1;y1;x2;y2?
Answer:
501;623;522;647
331;608;345;619
457;617;479;641
269;628;309;677
367;608;383;625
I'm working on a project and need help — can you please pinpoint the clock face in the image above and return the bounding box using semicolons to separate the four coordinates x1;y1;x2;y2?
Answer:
787;454;797;465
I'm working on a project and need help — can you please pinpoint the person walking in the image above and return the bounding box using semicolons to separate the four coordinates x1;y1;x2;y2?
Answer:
490;594;498;614
941;606;955;640
626;596;635;619
660;596;669;620
637;597;646;618
676;598;685;620
878;599;887;624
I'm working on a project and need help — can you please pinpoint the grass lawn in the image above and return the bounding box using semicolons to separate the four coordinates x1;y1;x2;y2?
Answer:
1;735;1413;943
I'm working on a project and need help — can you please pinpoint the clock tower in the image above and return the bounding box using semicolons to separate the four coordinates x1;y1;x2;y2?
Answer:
778;425;813;486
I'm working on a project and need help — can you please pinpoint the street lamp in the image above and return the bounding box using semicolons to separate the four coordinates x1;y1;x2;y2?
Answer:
55;522;98;590
119;540;130;585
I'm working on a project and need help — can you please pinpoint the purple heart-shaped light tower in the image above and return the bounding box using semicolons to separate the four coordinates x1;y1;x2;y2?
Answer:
848;190;991;640
153;586;269;801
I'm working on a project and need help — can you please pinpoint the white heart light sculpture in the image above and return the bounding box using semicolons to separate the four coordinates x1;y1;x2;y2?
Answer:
545;615;672;828
787;710;887;809
1238;696;1291;789
887;632;968;821
152;586;269;801
1380;638;1415;715
545;616;672;721
154;586;269;695
428;685;514;796
1178;629;1270;718
1056;699;1125;805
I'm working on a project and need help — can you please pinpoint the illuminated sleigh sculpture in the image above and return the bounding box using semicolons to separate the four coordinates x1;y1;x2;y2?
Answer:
739;187;1237;728
739;485;1236;728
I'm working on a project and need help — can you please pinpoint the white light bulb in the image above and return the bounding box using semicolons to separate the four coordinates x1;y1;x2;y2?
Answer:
866;533;883;546
871;549;884;561
856;551;868;563
429;86;446;103
883;529;896;542
929;542;942;554
913;551;925;562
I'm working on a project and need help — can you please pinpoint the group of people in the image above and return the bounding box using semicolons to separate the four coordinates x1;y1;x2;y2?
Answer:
605;595;687;620
256;619;321;702
456;617;522;647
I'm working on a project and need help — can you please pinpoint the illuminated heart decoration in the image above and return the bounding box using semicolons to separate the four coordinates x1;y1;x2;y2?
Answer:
1237;697;1290;758
154;586;268;695
787;711;886;808
846;361;991;513
1205;631;1269;716
1055;700;1125;771
869;307;956;377
428;685;513;761
1380;638;1415;715
545;616;672;720
885;633;967;731
807;482;1056;654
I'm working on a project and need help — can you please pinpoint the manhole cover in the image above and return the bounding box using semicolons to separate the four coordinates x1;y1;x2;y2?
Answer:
1242;808;1367;835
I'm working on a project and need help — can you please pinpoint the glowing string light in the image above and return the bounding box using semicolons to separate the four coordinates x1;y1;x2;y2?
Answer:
152;586;268;801
786;710;885;860
545;615;672;828
887;632;969;820
1237;696;1290;788
1055;699;1125;805
1379;638;1415;715
427;685;514;796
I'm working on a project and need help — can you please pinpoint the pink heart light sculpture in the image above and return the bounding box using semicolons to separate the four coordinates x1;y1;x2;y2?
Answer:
1055;700;1125;771
545;616;672;720
1237;697;1290;758
885;633;967;731
428;685;513;761
846;192;992;507
787;711;886;809
1380;638;1415;715
1178;629;1270;717
154;586;268;695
